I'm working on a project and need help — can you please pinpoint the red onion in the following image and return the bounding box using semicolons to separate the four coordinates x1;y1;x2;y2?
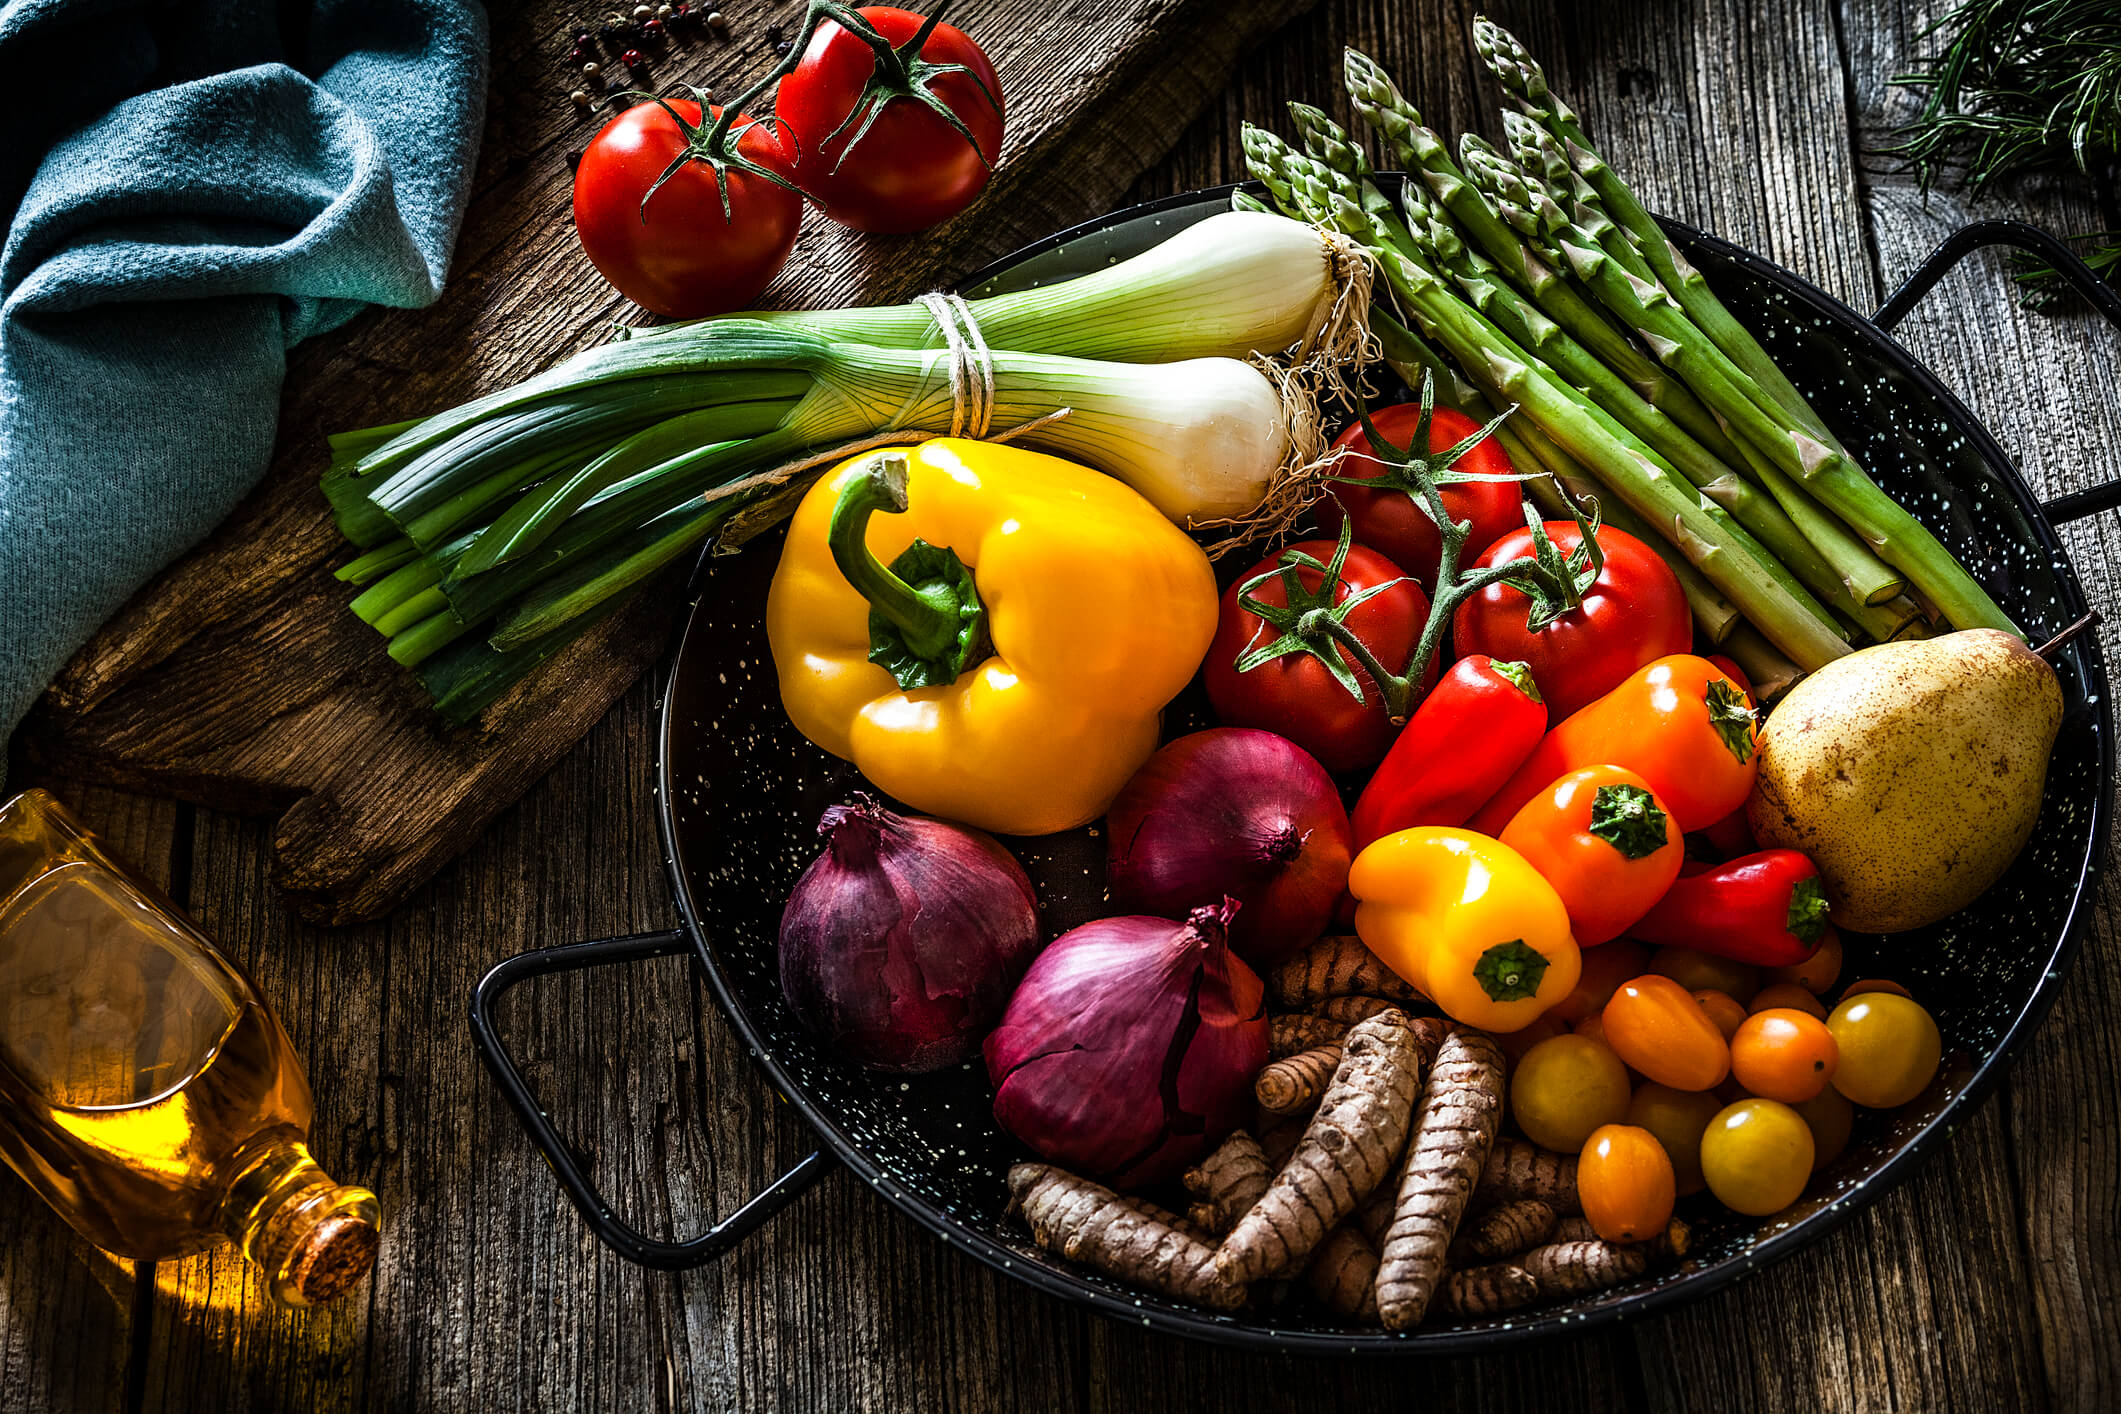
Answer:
1106;729;1352;968
780;796;1041;1073
984;900;1268;1187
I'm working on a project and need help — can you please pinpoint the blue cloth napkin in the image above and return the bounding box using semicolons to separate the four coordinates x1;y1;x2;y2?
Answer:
0;0;488;774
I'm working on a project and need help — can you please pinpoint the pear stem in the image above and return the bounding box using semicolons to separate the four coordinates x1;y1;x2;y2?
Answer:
2034;609;2101;662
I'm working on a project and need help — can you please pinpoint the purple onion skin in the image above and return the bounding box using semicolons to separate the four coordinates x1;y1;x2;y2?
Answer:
984;901;1268;1188
780;797;1041;1073
1106;729;1352;969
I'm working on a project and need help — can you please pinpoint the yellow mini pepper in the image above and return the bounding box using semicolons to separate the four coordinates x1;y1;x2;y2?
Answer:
1348;827;1582;1033
766;438;1219;836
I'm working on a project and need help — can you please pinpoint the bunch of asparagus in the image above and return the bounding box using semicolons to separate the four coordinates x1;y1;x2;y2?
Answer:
1241;21;2017;684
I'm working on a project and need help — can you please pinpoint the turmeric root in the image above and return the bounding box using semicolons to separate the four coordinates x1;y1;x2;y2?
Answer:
1552;1214;1692;1260
1260;1118;1306;1168
1216;1010;1426;1284
1474;1138;1581;1214
1182;1131;1273;1235
1375;1027;1506;1331
1270;1013;1349;1058
1520;1238;1650;1297
1269;935;1423;1008
1308;994;1402;1025
1432;1262;1541;1319
1449;1199;1557;1264
1007;1164;1244;1311
1350;1181;1396;1247
1302;1226;1381;1321
1255;1044;1342;1118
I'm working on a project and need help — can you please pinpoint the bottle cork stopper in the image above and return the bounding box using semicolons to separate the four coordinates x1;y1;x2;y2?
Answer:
285;1210;382;1305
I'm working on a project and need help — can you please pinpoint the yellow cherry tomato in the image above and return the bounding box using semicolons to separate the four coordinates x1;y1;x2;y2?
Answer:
1828;994;1943;1108
1791;1086;1855;1168
1730;1009;1839;1103
1841;978;1913;1003
1700;1099;1815;1215
1625;1083;1722;1196
1579;1124;1676;1243
1603;975;1731;1091
1749;982;1828;1019
1511;1035;1633;1153
1649;946;1760;1003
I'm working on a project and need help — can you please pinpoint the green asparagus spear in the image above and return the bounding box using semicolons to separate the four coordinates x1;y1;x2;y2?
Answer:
1455;136;1912;619
1248;129;1849;668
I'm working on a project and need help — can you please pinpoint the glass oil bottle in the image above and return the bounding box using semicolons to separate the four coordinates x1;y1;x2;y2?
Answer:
0;789;378;1305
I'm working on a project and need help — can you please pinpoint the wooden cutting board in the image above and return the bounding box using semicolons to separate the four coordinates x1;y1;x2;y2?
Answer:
12;0;1321;923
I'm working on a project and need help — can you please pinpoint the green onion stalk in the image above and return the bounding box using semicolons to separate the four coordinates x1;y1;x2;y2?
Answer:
327;209;1373;721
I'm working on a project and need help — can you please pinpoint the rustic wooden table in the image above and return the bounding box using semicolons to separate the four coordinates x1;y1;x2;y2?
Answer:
4;1;2117;1409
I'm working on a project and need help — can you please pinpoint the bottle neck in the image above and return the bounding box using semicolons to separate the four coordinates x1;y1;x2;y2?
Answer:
215;1139;380;1306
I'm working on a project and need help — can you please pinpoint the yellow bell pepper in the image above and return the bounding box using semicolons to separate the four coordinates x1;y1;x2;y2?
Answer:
1348;827;1581;1033
766;438;1219;836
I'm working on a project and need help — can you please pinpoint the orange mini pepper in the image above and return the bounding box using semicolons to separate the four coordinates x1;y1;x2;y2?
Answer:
1499;765;1684;945
1348;827;1581;1033
1470;655;1761;835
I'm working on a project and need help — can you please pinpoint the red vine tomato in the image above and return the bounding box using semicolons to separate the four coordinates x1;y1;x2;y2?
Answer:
1204;525;1434;773
777;6;1005;233
572;96;802;318
1453;520;1691;721
1317;402;1524;594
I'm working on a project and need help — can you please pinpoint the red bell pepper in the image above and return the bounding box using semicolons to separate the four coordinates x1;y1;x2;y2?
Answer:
1629;848;1830;966
1349;655;1546;849
1696;804;1757;860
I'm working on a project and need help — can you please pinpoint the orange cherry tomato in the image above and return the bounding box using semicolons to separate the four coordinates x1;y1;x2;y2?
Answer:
1625;1084;1722;1196
1579;1124;1677;1243
1841;978;1913;1003
1767;928;1842;994
1692;989;1747;1041
1550;939;1649;1025
1749;982;1828;1019
1500;765;1684;945
1573;1011;1611;1047
1649;946;1761;1003
1791;1086;1854;1168
1730;1008;1840;1103
1603;975;1731;1091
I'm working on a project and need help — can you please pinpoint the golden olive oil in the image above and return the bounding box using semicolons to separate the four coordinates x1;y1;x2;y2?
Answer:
0;791;378;1304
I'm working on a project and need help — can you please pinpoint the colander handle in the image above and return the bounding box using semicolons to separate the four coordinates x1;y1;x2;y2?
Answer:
1875;221;2121;524
470;929;837;1270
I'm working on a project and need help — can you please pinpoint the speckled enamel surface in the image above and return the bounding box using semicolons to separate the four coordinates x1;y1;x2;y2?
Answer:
651;191;2110;1352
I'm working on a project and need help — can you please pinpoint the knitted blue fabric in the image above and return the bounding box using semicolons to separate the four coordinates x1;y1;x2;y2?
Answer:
0;0;488;775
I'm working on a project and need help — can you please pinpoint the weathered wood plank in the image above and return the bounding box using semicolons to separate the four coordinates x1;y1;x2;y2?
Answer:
0;787;179;1414
22;0;1326;926
1837;3;2121;1409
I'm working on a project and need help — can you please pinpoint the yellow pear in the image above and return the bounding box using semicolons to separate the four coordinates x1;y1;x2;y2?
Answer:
1747;628;2062;933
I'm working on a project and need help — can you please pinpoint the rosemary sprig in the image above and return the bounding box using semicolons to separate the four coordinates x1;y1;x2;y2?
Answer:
1888;0;2121;311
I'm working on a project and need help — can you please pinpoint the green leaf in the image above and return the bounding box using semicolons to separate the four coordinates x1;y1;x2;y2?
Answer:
1587;784;1670;860
1786;876;1831;944
1472;940;1549;1002
1705;679;1758;764
1490;659;1541;703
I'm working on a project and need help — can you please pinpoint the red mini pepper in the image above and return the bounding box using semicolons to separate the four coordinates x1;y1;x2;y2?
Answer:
1629;848;1831;966
1349;655;1547;849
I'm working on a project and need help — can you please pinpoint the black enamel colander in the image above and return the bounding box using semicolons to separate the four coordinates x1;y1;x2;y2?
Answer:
471;187;2120;1352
